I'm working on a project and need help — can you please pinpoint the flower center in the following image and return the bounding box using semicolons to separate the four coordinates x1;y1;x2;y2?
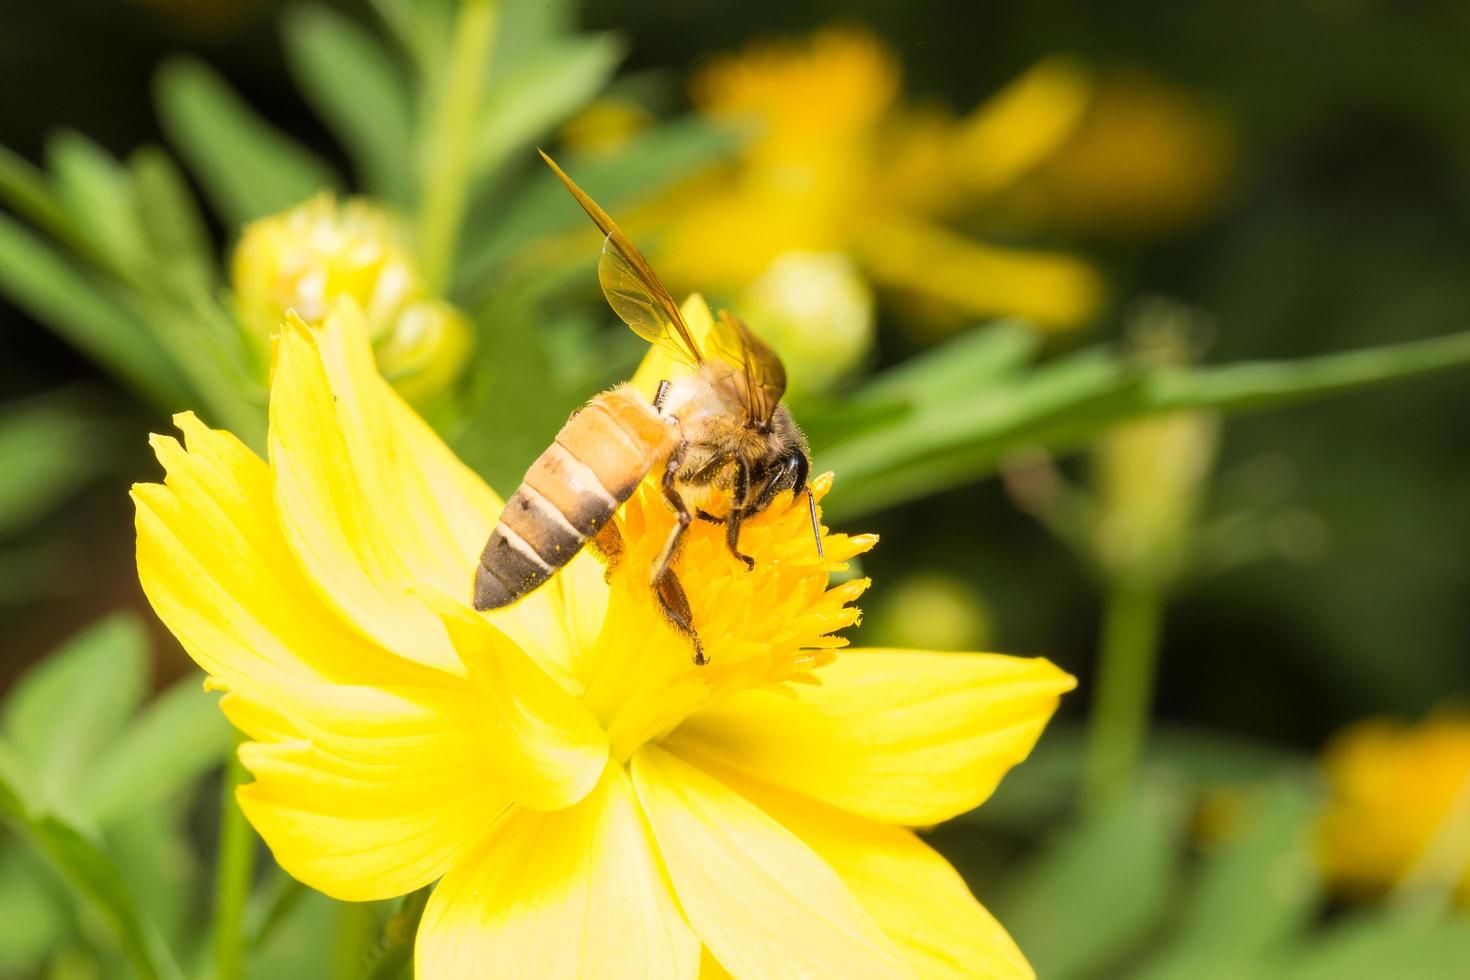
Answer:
571;473;873;762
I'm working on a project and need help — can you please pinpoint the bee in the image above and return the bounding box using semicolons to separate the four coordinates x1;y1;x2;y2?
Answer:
472;151;823;665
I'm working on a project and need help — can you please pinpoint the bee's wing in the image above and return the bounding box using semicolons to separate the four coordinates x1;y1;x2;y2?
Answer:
599;241;698;366
708;309;787;427
540;149;703;366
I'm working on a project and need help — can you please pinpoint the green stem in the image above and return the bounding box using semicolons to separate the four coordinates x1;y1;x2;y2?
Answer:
1083;580;1166;810
361;887;432;980
417;0;498;294
214;747;255;980
333;902;380;980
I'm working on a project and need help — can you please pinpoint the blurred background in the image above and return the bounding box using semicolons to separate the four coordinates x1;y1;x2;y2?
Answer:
2;0;1469;977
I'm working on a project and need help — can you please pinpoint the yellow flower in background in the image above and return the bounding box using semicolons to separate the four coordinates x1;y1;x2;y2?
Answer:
1319;714;1470;905
650;27;1104;334
233;194;472;404
133;295;1074;977
1000;69;1235;237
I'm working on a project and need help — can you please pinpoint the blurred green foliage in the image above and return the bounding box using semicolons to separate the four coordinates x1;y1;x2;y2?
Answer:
2;0;1470;977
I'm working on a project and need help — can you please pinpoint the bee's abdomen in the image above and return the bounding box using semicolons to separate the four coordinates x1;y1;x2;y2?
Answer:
473;388;676;610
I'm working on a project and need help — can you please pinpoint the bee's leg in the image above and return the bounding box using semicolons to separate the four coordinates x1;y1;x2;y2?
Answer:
651;446;707;664
654;570;706;666
724;456;755;570
653;379;671;412
651;448;692;585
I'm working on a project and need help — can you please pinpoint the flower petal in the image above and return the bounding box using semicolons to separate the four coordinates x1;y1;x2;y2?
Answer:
854;215;1102;329
269;306;474;673
665;649;1075;825
631;745;911;980
416;765;698;980
708;761;1033;979
132;412;447;691
227;685;506;901
430;593;608;811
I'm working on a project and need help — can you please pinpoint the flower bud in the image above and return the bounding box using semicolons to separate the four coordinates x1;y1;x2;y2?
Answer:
232;194;470;404
1091;299;1218;586
739;251;874;393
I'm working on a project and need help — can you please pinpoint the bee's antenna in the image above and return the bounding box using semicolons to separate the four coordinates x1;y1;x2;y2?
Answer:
805;486;824;559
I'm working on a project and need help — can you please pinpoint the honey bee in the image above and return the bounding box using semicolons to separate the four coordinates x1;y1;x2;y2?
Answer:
472;151;823;665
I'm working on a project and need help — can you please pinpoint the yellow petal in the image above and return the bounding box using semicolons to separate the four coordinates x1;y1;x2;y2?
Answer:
665;649;1075;825
416;764;698;980
226;685;506;901
630;745;911;980
855;215;1103;329
708;761;1033;979
430;593;608;811
132;413;446;692
269;306;470;673
952;56;1093;197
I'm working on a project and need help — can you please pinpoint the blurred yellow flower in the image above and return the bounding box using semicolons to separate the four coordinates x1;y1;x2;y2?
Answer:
652;27;1103;332
232;194;471;405
1319;714;1470;905
133;295;1075;977
1001;69;1234;237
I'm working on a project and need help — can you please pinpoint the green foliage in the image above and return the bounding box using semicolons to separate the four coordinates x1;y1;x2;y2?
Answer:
0;616;233;978
154;57;342;228
0;394;111;542
283;5;416;206
814;324;1470;519
998;780;1189;980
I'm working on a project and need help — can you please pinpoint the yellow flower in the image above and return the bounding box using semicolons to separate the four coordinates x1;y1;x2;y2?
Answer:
1319;714;1470;904
133;295;1074;977
651;27;1102;331
232;194;471;404
999;69;1234;237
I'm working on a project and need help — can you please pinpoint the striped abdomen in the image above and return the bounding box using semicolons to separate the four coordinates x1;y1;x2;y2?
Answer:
473;385;678;610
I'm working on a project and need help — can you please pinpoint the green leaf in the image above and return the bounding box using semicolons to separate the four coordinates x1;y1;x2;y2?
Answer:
1274;914;1470;980
0;841;68;970
0;211;192;410
490;0;575;78
1135;781;1322;980
818;348;1137;518
456;115;742;295
974;723;1312;833
0;771;180;980
366;0;454;74
818;328;1470;520
128;145;217;295
855;320;1041;407
1;615;149;818
77;678;232;827
283;4;415;205
46;132;151;281
472;33;626;173
155;57;340;228
0;143;78;245
1146;329;1470;414
0;394;109;540
996;780;1188;980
